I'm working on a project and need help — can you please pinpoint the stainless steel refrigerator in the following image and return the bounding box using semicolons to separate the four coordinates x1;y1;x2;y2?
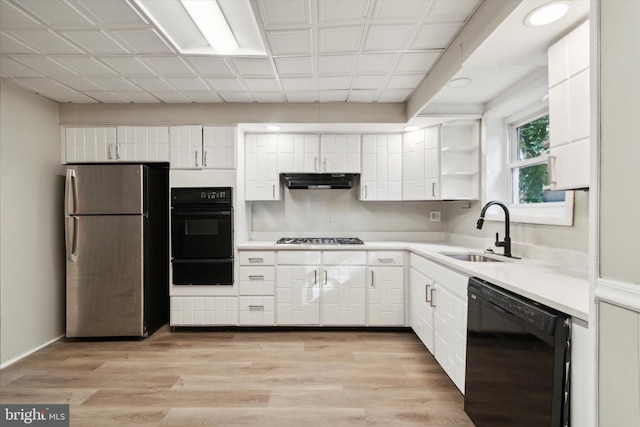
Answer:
64;163;169;338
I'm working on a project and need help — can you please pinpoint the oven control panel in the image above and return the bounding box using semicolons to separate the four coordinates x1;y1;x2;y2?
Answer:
171;187;232;206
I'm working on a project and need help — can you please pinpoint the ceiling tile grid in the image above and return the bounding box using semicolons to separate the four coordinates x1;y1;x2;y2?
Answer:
0;0;480;103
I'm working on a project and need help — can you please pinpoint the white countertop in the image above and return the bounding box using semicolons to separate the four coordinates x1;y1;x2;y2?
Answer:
237;240;589;321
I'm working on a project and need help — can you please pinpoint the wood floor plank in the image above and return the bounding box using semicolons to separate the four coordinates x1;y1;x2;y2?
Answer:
0;327;473;426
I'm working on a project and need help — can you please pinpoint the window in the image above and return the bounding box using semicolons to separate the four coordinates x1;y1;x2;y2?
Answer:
509;113;565;204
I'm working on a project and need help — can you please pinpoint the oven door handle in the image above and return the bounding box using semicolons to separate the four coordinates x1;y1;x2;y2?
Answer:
172;210;232;217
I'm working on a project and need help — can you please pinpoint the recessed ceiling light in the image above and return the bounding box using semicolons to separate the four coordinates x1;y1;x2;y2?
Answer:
524;1;570;27
404;125;420;131
266;125;281;131
447;78;472;88
181;0;239;52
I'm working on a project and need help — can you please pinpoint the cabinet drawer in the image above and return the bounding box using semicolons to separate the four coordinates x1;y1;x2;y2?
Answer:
239;251;275;265
170;296;238;326
368;251;404;266
277;251;321;265
323;251;366;265
239;266;275;295
238;296;275;325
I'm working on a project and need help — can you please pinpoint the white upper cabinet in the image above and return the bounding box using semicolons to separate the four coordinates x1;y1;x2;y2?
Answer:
170;125;236;170
547;20;590;190
277;134;360;173
245;134;281;201
63;126;169;164
360;134;402;201
202;126;236;169
402;127;440;200
64;127;116;163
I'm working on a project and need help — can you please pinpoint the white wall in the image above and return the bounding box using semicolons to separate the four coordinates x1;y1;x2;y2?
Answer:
0;81;65;367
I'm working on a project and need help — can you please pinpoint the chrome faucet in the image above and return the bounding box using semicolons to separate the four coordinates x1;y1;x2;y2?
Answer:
476;201;512;258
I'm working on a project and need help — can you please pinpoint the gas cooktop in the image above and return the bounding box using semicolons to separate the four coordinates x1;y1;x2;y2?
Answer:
276;237;364;245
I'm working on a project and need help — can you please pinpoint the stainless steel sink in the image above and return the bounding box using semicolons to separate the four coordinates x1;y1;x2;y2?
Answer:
440;252;504;262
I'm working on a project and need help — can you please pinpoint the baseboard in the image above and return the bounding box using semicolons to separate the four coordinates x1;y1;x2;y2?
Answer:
0;334;65;370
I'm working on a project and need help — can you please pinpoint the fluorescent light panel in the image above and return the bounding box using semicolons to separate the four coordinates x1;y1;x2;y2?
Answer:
181;0;238;53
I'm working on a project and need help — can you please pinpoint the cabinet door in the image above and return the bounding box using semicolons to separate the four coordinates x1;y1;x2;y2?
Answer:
277;134;319;172
402;130;426;200
361;134;402;201
322;265;366;325
276;265;320;325
433;283;456;383
203;126;236;169
547;139;590;190
245;134;280;201
320;134;361;173
367;266;404;326
409;267;435;353
170;125;202;169
64;127;116;163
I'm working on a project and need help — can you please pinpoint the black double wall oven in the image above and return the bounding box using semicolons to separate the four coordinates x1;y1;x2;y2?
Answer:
171;187;233;286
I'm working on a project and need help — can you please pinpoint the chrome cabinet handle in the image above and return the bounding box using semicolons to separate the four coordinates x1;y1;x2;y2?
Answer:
323;157;327;171
204;150;208;167
547;155;557;186
364;184;368;199
194;150;199;167
377;258;394;263
426;284;431;303
107;144;113;160
248;258;264;263
248;305;264;310
272;184;276;199
116;143;121;160
432;182;437;197
248;275;264;280
370;270;375;287
324;270;328;285
430;288;436;308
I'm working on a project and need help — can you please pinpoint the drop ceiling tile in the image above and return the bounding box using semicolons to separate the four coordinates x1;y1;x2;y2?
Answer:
229;58;275;78
280;77;316;92
164;77;209;91
0;55;42;77
378;88;413;102
257;0;311;28
427;0;480;22
74;0;149;26
151;91;192;103
4;29;83;54
140;56;195;76
395;51;440;73
112;29;174;54
319;0;368;25
386;73;424;89
351;74;387;89
99;56;156;76
252;92;285;103
410;22;460;50
59;30;129;54
15;0;96;28
86;76;140;91
318;90;348;102
186;57;234;76
128;77;175;91
318;54;356;74
56;77;107;91
243;78;281;92
363;25;414;51
183;91;223;103
285;92;318;103
372;0;427;21
219;92;253;103
9;55;77;76
274;56;313;76
205;78;244;92
319;75;351;90
0;1;41;27
111;91;161;103
319;26;362;53
83;91;129;103
0;32;39;53
347;89;380;102
12;77;92;101
355;53;398;74
52;56;116;76
267;30;313;56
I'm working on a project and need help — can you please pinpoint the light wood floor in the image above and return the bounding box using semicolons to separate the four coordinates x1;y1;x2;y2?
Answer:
0;326;473;426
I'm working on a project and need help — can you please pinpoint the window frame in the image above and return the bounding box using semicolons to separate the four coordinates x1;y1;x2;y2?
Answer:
483;101;574;227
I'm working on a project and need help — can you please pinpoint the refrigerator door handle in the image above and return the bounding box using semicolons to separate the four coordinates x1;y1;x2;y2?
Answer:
66;215;79;262
65;168;78;214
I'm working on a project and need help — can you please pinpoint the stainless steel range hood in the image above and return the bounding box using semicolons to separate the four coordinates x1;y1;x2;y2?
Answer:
282;173;356;189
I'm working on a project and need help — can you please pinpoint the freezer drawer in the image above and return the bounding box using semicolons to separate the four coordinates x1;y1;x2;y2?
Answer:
66;215;144;337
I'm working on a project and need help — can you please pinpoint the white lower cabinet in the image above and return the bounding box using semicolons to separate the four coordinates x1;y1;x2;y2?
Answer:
368;266;405;326
239;251;276;326
410;253;468;393
170;296;238;326
322;252;366;326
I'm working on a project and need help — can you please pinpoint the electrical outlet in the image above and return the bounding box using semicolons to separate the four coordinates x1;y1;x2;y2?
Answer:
430;211;441;222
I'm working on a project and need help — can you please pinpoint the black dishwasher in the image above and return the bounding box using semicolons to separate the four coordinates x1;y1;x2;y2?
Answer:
464;277;571;427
